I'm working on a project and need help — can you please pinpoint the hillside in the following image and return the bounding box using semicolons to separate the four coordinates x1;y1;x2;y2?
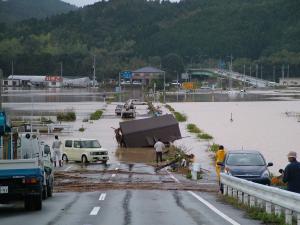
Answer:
0;0;299;80
0;0;77;23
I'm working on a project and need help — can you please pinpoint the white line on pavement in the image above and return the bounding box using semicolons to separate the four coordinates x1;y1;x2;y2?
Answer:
166;170;180;183
64;166;72;171
112;174;116;177
99;193;106;201
188;191;241;225
89;207;101;216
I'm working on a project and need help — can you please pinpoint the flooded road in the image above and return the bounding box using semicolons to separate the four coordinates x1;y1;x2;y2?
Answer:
3;88;300;173
170;101;300;173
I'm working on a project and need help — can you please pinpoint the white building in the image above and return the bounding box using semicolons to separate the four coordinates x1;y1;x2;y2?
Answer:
63;77;91;87
279;78;300;87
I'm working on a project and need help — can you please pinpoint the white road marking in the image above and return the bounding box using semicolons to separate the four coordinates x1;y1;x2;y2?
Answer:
64;166;72;171
166;170;180;183
112;174;116;177
99;193;106;201
89;206;101;216
188;191;241;225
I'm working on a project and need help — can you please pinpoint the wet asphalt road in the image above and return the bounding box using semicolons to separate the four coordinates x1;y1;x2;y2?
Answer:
0;190;262;225
0;162;261;225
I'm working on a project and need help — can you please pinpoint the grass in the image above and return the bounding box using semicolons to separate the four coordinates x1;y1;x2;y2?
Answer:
221;196;288;225
209;143;220;153
57;111;76;122
187;123;202;133
79;127;85;132
197;133;213;140
90;110;103;120
173;111;187;122
165;104;175;112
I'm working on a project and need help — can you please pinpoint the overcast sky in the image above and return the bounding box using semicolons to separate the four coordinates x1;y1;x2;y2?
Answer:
62;0;179;7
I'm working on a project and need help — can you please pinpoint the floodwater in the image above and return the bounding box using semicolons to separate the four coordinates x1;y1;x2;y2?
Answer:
170;101;300;173
3;87;300;173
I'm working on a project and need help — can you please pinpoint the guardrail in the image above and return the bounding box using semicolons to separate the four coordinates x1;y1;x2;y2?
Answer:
221;173;300;225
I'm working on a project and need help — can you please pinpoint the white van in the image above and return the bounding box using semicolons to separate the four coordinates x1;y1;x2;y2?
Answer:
62;139;109;164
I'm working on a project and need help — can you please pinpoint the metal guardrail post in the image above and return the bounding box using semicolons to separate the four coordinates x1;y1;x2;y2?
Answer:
238;191;243;202
285;209;292;225
274;205;281;216
243;193;249;206
223;184;228;196
228;186;232;197
250;196;255;207
265;202;272;214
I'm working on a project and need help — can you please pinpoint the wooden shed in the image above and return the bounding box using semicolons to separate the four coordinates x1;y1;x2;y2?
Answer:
119;114;181;147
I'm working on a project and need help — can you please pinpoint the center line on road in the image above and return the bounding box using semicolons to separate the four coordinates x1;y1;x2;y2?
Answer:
89;206;101;216
112;174;116;177
99;193;106;201
188;191;241;225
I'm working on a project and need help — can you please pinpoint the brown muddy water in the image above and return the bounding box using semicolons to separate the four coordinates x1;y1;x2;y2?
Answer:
3;88;300;173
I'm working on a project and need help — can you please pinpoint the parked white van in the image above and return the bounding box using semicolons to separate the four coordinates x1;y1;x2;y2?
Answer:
62;139;109;164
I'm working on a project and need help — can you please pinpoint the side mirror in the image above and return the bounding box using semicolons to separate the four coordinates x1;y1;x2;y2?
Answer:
217;162;224;166
44;145;51;155
267;162;273;167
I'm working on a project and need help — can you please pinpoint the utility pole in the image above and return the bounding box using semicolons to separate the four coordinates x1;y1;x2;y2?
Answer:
93;55;96;88
273;66;276;82
163;71;166;103
282;64;285;80
118;72;121;102
249;65;252;77
243;64;246;88
287;64;290;78
60;62;63;78
260;64;263;79
0;69;2;110
11;60;14;78
255;64;258;87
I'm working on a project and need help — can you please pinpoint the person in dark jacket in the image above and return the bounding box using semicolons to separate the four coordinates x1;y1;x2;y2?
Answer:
282;151;300;194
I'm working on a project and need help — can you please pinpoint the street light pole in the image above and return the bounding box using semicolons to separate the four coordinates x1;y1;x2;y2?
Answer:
0;69;2;110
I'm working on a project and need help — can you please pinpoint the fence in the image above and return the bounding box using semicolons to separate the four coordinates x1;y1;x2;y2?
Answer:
221;173;300;225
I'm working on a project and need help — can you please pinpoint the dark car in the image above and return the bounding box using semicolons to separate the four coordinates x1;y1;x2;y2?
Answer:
219;150;273;185
115;104;123;116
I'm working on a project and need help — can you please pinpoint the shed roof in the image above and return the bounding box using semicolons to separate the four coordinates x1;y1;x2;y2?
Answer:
132;66;164;74
120;114;177;135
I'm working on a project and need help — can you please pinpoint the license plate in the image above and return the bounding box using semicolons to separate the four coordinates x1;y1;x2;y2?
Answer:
0;186;8;194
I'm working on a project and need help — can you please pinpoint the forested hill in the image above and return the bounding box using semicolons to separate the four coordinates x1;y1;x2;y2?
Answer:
0;0;299;80
0;0;77;23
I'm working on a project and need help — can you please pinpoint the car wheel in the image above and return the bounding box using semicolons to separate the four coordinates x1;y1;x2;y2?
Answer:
81;155;88;164
62;154;68;163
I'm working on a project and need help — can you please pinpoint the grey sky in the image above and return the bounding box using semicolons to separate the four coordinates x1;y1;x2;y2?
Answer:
62;0;179;7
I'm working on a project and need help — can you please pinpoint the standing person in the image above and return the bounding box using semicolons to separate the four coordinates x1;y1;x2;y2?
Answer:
52;135;62;167
282;151;300;194
154;139;165;165
215;145;226;181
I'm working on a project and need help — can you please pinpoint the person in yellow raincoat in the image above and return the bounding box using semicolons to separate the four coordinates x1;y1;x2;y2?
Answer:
215;145;226;181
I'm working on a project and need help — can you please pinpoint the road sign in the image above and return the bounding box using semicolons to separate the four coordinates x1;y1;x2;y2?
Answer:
120;71;132;79
182;82;196;90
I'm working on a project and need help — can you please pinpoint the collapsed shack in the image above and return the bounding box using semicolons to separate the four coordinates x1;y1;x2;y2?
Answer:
119;114;182;147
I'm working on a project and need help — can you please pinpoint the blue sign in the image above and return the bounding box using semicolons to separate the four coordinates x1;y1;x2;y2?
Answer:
120;71;132;79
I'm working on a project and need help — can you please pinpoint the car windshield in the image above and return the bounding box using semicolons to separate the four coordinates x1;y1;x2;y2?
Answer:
226;153;265;166
80;140;101;148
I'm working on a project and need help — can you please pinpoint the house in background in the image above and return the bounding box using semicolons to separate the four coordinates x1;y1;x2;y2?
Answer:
132;66;165;85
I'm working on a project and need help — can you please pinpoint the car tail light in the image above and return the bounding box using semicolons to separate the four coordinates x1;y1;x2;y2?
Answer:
25;178;38;184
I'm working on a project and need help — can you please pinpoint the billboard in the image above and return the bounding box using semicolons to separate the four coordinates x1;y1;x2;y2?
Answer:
182;82;196;90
